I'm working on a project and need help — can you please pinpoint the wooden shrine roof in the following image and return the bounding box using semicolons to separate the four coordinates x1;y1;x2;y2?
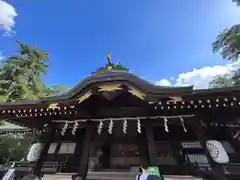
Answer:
0;71;193;107
0;71;240;129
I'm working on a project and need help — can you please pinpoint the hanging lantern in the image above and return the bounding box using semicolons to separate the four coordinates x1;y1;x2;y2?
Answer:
206;140;229;164
27;143;44;162
164;117;169;132
123;119;127;134
180;116;187;132
97;120;103;135
137;118;141;134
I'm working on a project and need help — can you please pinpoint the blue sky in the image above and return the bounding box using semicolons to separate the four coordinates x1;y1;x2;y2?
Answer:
0;0;240;89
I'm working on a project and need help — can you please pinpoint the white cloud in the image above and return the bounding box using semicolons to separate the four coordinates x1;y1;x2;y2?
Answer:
156;62;240;89
0;55;3;61
157;1;240;90
0;51;4;61
156;79;171;86
0;0;17;36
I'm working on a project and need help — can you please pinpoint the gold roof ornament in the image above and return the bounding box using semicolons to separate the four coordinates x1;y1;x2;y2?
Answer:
98;84;122;92
106;53;113;70
106;53;112;65
128;86;146;100
76;90;92;104
168;96;183;104
93;53;129;73
48;103;60;110
107;66;113;70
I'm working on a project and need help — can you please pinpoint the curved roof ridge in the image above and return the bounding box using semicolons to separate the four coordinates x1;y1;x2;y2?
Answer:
40;71;193;100
0;71;193;106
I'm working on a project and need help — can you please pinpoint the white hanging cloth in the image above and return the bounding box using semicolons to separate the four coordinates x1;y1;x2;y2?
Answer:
97;120;103;135
233;131;240;139
61;122;68;136
180;116;187;132
164;117;169;132
72;121;78;135
108;120;113;134
137;118;141;134
123;119;127;134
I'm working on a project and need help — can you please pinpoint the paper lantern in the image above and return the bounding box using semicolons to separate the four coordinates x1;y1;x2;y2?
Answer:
206;140;229;164
27;143;44;162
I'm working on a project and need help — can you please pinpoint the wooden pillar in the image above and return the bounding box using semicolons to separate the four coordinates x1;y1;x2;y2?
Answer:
223;127;239;152
143;121;157;165
78;121;93;180
170;140;184;173
190;118;226;180
138;131;148;165
34;125;54;178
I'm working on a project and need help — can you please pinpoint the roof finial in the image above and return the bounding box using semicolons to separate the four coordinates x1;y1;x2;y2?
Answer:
106;53;112;65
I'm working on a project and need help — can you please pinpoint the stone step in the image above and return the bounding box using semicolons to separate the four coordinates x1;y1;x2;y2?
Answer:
43;172;203;180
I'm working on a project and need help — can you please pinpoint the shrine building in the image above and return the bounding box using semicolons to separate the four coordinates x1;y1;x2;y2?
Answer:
0;54;240;180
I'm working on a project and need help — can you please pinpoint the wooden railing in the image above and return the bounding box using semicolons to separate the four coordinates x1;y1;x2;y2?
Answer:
223;163;240;176
0;161;62;173
2;168;15;180
7;161;59;173
188;162;240;179
0;161;66;179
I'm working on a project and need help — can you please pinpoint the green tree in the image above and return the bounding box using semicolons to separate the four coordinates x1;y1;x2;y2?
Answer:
209;74;233;88
209;69;240;88
0;134;33;164
212;25;240;62
210;1;240;88
0;41;68;101
43;85;69;96
212;1;240;62
233;0;240;6
0;41;68;163
0;40;49;101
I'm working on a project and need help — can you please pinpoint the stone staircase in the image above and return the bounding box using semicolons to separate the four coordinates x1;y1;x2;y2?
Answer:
43;172;203;180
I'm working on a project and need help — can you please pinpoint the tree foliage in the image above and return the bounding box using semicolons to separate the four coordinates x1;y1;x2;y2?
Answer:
43;85;69;96
0;41;68;164
212;1;240;62
233;0;240;6
209;74;233;88
209;69;240;88
0;134;33;165
210;1;240;88
0;41;68;101
0;41;49;101
212;25;240;62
